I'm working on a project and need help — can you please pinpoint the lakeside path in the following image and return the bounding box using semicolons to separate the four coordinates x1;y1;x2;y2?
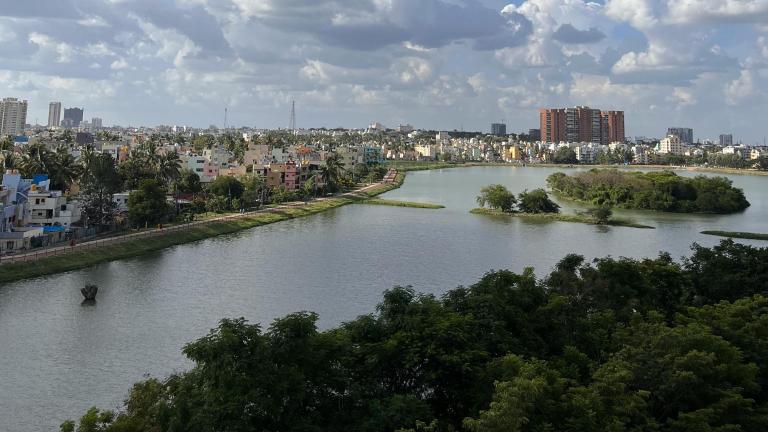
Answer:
0;175;404;284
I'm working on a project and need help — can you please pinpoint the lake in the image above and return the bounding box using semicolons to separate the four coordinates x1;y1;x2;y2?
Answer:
1;165;767;430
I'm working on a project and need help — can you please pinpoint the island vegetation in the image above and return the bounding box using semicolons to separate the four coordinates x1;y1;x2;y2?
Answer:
472;184;653;229
62;240;768;431
547;169;750;214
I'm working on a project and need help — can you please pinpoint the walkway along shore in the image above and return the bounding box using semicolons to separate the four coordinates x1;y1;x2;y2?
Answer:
0;172;404;284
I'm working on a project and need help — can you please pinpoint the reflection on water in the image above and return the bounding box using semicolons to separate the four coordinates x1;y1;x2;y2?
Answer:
1;166;766;430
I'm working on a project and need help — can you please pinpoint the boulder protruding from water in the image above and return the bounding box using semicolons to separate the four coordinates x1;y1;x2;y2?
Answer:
81;284;98;301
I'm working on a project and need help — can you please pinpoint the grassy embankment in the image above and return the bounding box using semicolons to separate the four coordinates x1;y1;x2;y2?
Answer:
0;172;409;284
701;231;768;241
469;208;655;229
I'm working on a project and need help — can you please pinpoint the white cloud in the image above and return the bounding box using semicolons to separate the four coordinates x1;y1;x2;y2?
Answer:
725;69;757;105
110;58;129;70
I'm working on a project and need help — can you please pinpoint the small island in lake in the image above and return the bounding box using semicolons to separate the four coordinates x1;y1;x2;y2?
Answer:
547;169;750;214
471;184;654;229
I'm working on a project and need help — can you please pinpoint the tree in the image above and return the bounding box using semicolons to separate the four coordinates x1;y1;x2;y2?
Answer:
517;189;560;213
156;152;182;187
176;169;202;194
207;176;244;201
586;206;612;224
553;147;578;164
80;153;122;228
128;179;169;227
476;184;516;212
322;153;346;192
241;174;266;208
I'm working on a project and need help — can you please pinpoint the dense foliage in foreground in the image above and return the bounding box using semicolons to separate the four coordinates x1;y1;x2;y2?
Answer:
64;240;768;432
547;169;750;213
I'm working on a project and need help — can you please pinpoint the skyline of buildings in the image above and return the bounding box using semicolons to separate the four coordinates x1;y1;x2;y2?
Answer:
0;95;754;147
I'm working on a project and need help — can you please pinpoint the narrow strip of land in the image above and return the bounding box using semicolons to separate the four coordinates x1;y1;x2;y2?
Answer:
359;198;444;209
470;208;655;229
701;230;768;241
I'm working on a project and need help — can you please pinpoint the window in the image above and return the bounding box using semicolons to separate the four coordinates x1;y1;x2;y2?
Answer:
6;241;13;250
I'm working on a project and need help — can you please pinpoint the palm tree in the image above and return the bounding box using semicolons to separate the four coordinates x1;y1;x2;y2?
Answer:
49;146;80;192
321;153;345;193
157;151;182;186
19;143;51;177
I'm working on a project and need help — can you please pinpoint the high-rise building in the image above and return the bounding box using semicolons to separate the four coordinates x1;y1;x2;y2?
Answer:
539;108;566;143
92;117;103;130
0;97;28;136
719;134;733;147
62;107;84;128
540;106;624;144
491;123;507;136
667;127;693;145
659;135;685;155
48;102;61;127
602;111;625;143
528;129;541;141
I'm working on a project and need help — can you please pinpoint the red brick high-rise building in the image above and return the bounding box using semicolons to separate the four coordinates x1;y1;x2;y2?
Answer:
602;111;625;144
539;106;625;144
539;108;566;143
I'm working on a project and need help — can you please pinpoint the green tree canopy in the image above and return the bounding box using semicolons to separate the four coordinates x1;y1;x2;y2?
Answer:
127;179;169;227
517;189;560;214
476;184;516;212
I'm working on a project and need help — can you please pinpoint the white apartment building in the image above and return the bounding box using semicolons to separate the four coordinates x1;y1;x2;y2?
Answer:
0;97;28;136
25;182;81;227
658;135;684;156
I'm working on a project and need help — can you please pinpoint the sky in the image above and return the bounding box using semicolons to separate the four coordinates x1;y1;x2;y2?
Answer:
0;0;767;142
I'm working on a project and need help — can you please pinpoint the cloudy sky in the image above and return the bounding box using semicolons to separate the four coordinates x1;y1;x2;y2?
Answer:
0;0;767;142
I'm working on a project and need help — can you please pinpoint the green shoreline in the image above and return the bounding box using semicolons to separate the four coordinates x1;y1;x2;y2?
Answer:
0;173;406;285
702;230;768;241
470;207;655;229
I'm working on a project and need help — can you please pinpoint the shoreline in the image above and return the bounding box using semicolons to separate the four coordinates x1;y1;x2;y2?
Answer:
469;207;655;229
390;160;768;177
0;173;406;285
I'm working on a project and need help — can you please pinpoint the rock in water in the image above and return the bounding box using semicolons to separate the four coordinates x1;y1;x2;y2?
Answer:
81;284;98;301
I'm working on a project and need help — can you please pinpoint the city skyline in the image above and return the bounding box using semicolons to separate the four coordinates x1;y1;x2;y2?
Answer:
0;1;767;142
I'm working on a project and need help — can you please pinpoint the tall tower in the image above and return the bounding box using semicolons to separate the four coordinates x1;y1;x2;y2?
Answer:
289;100;296;133
0;98;28;136
224;107;228;130
48;102;61;127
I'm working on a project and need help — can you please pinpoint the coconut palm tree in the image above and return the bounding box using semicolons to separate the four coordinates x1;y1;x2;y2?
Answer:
321;153;345;193
19;142;52;177
157;151;182;186
48;145;80;192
